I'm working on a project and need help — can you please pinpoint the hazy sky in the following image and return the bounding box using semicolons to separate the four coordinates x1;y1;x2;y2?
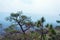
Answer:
0;0;60;24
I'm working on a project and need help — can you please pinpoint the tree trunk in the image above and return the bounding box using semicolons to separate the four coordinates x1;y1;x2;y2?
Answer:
18;22;26;40
40;24;44;40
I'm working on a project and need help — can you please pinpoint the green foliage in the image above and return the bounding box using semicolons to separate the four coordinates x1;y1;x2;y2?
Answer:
49;24;53;29
41;17;45;23
45;24;49;28
21;15;27;20
56;20;60;23
50;29;56;35
52;30;56;35
11;13;19;17
0;23;2;28
36;20;41;27
1;11;60;40
4;24;16;33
